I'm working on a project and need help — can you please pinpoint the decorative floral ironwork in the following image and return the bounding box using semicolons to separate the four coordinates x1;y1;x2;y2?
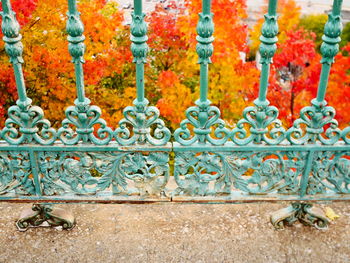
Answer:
287;8;343;145
0;151;34;195
231;101;286;145
114;9;170;146
2;103;57;145
307;151;350;194
173;151;306;196
320;13;342;65
58;99;114;145
174;101;230;146
38;151;169;197
231;9;285;145
196;13;214;65
115;99;171;146
259;14;278;65
130;13;148;64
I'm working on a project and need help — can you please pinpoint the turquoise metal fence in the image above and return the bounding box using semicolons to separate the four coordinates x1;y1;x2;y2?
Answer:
0;0;347;231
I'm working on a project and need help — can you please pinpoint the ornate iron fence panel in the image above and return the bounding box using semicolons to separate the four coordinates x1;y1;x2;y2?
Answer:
0;0;348;230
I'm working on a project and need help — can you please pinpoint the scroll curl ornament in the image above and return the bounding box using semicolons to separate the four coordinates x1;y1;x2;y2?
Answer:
16;204;75;231
286;99;341;145
2;102;57;145
174;100;230;146
58;98;113;145
231;100;285;145
341;127;350;144
114;99;171;146
270;203;329;230
0;10;56;145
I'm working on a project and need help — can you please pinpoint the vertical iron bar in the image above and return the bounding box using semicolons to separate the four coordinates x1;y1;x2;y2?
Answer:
200;64;208;103
29;150;42;196
132;0;146;103
1;0;29;104
315;0;343;104
299;150;314;197
67;0;86;103
257;0;278;104
258;66;270;102
136;63;145;102
13;65;27;102
198;0;211;104
74;63;85;103
267;0;277;16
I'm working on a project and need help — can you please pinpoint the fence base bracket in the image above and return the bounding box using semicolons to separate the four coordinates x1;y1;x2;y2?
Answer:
270;202;329;230
16;204;75;231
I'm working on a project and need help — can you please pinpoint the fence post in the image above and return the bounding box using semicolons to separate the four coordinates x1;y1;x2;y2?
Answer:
287;0;343;145
115;0;170;146
0;0;56;145
57;0;113;145
174;0;230;146
231;0;285;145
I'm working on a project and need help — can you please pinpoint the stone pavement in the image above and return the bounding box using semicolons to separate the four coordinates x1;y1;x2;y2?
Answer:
0;202;349;262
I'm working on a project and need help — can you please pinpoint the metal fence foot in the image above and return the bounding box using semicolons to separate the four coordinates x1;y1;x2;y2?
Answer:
270;202;329;230
16;204;75;232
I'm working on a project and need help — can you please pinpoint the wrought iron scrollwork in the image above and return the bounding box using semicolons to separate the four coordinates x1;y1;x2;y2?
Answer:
58;99;113;145
270;203;329;230
174;101;230;146
231;102;285;145
0;151;34;195
115;99;171;146
173;151;306;196
287;5;343;145
286;100;341;145
231;7;285;145
39;151;169;197
16;204;75;231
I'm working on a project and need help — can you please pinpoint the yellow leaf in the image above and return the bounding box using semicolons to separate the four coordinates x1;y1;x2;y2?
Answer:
324;207;340;221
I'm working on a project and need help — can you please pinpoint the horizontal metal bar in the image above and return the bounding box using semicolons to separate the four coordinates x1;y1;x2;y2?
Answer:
173;142;350;152
1;141;350;152
0;192;349;203
0;141;172;152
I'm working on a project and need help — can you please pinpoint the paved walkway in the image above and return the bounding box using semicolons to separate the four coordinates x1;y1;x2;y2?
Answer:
0;202;349;262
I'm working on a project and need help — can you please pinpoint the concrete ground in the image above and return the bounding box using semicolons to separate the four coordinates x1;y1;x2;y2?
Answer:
0;202;349;263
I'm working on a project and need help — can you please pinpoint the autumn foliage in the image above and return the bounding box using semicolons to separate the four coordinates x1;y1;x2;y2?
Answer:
0;0;349;130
